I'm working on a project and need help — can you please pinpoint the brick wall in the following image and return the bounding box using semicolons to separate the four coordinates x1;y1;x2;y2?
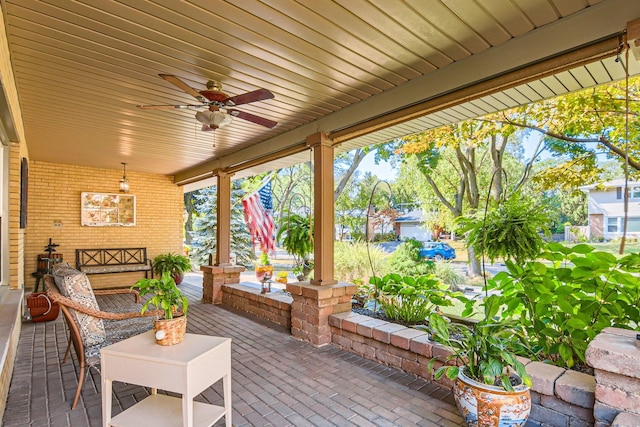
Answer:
222;283;292;329
1;8;28;425
26;161;184;289
329;312;597;427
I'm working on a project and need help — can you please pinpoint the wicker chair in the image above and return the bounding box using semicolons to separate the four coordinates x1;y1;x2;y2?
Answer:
44;273;158;409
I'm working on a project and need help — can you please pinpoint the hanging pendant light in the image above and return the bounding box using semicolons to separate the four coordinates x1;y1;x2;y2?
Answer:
119;162;130;193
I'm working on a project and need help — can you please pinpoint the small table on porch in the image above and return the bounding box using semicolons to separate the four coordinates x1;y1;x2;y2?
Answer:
101;331;232;427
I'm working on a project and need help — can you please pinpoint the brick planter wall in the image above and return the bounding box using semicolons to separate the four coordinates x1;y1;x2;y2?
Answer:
221;283;292;329
586;327;640;427
219;291;640;427
329;311;596;427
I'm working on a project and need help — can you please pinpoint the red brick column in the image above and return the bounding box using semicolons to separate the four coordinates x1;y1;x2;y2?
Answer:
200;265;245;304
286;281;355;346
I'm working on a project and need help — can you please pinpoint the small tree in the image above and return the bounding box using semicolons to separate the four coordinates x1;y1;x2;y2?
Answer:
387;238;433;277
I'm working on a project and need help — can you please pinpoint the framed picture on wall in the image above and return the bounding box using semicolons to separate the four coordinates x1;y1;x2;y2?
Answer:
81;192;136;226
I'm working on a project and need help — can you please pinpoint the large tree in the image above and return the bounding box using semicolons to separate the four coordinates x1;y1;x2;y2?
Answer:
396;121;529;275
335;171;392;240
493;76;640;189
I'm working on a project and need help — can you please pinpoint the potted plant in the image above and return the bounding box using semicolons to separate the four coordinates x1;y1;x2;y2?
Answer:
277;211;313;281
426;295;533;427
133;272;189;345
274;271;288;285
153;252;192;285
255;251;273;282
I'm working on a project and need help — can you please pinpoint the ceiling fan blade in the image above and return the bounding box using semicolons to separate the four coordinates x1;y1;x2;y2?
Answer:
159;74;207;103
137;104;204;110
224;88;274;106
227;109;277;128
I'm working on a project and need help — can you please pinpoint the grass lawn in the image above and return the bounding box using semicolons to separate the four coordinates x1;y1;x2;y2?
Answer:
439;298;485;321
584;240;640;255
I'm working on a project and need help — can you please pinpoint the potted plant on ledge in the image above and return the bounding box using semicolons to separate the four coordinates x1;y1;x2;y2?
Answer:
255;251;274;282
275;271;288;285
133;272;189;345
427;295;533;427
153;252;192;285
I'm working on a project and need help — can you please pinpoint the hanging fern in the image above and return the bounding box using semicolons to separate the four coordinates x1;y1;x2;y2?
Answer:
456;192;550;265
277;212;313;259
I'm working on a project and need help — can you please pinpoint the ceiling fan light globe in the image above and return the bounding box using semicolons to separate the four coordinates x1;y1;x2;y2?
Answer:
195;110;232;128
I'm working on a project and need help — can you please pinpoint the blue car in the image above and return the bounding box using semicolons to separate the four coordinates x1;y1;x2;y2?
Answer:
419;241;456;261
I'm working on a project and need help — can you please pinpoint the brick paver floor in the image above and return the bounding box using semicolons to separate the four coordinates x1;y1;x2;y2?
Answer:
3;275;464;426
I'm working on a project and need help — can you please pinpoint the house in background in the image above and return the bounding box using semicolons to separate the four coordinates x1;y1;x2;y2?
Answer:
394;210;432;242
580;179;640;240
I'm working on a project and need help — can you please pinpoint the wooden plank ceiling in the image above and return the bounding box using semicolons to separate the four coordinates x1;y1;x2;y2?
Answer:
3;0;640;187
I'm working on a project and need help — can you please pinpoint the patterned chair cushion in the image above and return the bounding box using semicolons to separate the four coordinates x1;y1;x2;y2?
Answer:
52;265;106;347
85;317;153;367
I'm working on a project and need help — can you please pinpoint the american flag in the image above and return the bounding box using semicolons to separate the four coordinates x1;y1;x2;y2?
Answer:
242;180;275;254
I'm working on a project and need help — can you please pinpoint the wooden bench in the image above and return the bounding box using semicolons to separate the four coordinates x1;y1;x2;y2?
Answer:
75;248;153;278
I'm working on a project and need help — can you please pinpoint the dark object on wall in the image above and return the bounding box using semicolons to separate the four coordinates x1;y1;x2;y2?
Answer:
20;157;27;229
26;292;59;322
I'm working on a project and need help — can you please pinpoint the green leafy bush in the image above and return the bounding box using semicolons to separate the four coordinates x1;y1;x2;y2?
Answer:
387;238;433;276
371;273;465;324
432;261;464;291
492;242;640;368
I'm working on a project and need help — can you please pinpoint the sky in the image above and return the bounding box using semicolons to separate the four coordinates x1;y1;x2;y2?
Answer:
357;150;398;181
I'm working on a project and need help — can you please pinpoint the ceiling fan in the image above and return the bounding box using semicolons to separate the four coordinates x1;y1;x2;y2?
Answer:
137;74;277;130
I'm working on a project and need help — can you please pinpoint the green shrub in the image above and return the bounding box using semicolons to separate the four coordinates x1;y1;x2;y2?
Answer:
492;242;640;368
373;232;397;242
387;238;433;276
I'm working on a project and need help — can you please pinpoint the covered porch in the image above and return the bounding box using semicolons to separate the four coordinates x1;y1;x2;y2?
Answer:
3;274;461;427
1;1;640;426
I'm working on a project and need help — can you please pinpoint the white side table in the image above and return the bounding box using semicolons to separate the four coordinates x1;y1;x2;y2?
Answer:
101;331;232;427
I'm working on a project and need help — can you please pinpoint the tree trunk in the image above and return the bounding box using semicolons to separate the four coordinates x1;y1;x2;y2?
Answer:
467;245;481;276
334;148;367;201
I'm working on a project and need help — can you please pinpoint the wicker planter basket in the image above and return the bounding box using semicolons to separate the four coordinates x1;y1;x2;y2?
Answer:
153;316;187;346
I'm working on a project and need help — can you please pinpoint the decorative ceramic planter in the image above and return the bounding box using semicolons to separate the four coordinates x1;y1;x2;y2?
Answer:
454;368;531;427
